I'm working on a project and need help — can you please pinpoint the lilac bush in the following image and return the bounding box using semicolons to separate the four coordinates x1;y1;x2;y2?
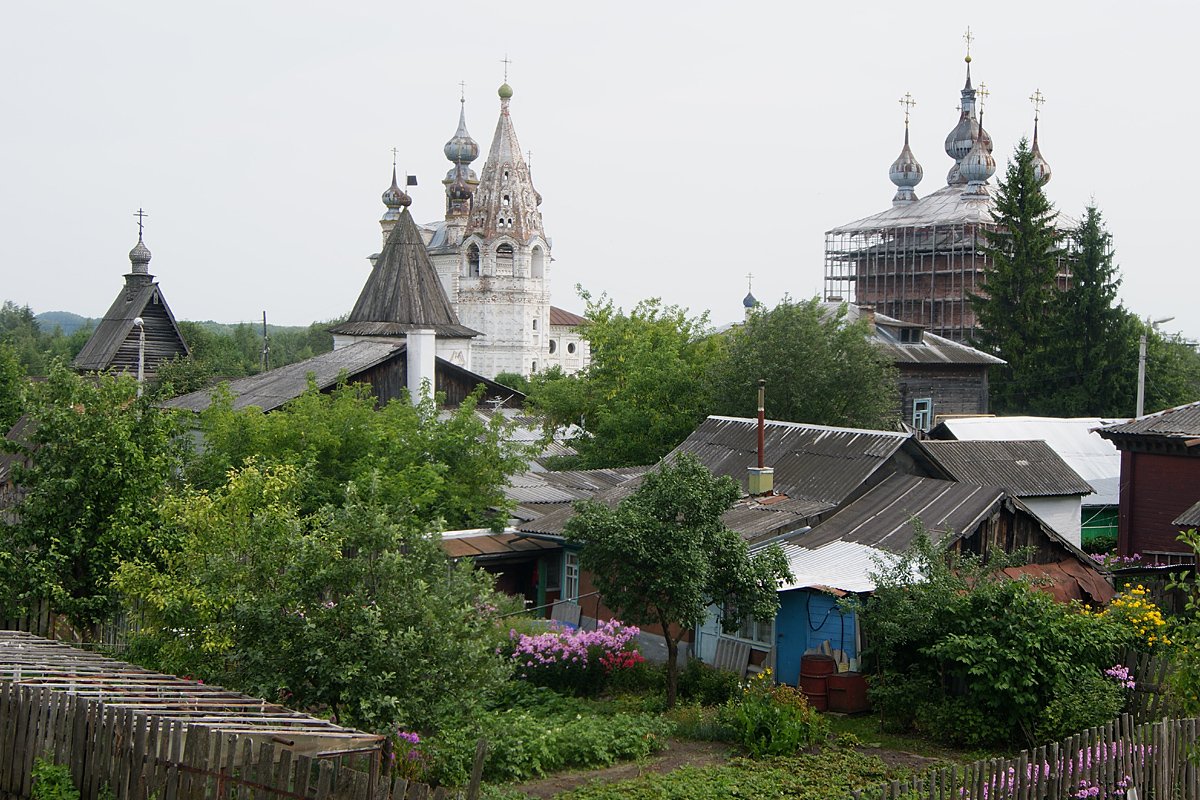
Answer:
504;619;642;695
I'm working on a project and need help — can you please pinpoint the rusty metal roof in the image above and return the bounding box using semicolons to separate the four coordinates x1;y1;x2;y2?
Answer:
441;529;562;561
670;416;915;505
919;439;1093;497
1099;401;1200;440
549;306;587;327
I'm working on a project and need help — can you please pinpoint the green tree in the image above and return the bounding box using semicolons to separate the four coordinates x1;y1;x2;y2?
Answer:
970;139;1065;413
2;366;186;630
190;382;529;529
0;340;25;431
710;298;898;428
1144;329;1200;414
527;292;724;468
115;462;510;731
563;453;791;707
1041;205;1141;416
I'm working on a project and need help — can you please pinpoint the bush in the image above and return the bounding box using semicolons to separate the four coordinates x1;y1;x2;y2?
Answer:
664;701;729;741
503;619;644;697
678;658;741;706
718;670;827;757
32;757;79;800
1035;668;1126;743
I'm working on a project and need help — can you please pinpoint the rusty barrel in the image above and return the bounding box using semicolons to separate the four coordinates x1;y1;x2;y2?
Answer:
827;671;869;713
798;654;836;711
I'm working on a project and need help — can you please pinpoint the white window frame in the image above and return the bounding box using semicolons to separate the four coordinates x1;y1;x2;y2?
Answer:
912;397;933;431
563;552;580;601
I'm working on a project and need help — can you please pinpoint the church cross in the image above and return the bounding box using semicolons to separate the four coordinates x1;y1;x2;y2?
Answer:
963;26;974;59
977;82;990;113
459;80;466;102
134;208;148;240
1029;88;1046;121
745;272;754;292
391;147;398;168
899;92;916;125
501;55;512;82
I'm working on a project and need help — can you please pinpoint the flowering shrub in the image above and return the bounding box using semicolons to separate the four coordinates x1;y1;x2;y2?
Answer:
505;619;643;696
386;729;429;783
1089;551;1142;569
718;669;827;757
1097;583;1170;651
1103;664;1136;690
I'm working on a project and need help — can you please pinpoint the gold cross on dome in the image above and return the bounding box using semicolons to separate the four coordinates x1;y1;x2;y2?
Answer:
899;92;916;125
977;82;990;113
1030;88;1046;121
963;26;974;59
133;208;148;238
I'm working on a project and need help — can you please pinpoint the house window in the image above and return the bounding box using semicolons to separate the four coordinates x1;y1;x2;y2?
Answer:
567;342;577;354
912;397;933;431
549;340;557;354
531;360;537;372
496;243;514;274
564;552;580;601
466;244;480;277
544;554;561;591
726;604;774;646
532;319;539;331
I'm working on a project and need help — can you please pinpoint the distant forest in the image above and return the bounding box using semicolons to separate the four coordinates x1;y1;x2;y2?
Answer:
1;300;340;383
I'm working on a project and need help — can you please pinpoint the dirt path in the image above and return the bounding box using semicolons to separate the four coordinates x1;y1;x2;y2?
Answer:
510;738;733;798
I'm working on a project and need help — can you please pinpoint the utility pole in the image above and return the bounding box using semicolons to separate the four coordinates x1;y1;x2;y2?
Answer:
1136;316;1175;417
133;317;146;398
261;311;270;372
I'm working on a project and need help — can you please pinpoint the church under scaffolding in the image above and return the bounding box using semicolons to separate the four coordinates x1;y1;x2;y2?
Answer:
824;48;1060;344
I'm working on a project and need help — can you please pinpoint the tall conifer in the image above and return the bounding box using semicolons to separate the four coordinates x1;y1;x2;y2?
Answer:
970;138;1063;413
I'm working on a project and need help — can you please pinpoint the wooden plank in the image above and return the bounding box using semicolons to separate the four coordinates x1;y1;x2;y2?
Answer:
465;739;487;800
391;777;408;800
19;687;37;799
274;748;293;796
294;755;314;799
315;761;334;800
0;683;14;796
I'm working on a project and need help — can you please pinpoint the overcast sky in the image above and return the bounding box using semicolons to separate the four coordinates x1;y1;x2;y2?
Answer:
3;1;1197;343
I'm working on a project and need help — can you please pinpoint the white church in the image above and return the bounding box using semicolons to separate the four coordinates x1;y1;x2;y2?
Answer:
349;81;590;381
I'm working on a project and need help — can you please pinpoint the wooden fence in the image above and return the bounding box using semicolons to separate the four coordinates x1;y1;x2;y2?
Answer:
2;597;145;650
852;714;1200;800
0;682;485;800
1122;647;1172;723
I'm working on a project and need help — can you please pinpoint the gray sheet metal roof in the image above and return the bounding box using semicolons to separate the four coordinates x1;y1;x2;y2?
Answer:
330;208;480;340
1099;401;1200;440
670;416;912;505
929;416;1124;506
505;467;649;506
795;474;1007;553
73;282;189;371
162;341;404;412
827;184;1077;235
1175;500;1200;528
833;304;1004;366
920;439;1093;498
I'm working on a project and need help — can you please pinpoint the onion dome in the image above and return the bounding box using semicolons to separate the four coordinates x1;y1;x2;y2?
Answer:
444;101;479;165
498;82;513;99
128;235;152;274
1030;118;1052;186
381;167;411;218
960;110;997;196
890;124;923;204
944;60;992;185
743;291;758;309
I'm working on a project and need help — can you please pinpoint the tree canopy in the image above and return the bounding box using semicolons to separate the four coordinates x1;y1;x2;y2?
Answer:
563;453;791;707
0;340;24;432
970;138;1065;413
2;366;187;630
527;292;724;468
709;298;898;428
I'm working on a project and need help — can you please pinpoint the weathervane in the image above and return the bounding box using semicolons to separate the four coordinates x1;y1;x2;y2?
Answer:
1029;88;1046;122
501;55;512;83
134;208;148;240
899;92;916;126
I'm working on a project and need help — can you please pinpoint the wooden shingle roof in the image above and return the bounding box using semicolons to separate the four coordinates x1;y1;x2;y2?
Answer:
330;208;480;339
73;279;189;374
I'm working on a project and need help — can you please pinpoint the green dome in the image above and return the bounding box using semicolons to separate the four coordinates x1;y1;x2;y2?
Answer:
498;82;513;99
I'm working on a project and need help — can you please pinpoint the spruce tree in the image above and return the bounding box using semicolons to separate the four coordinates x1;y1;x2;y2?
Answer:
970;138;1063;413
1044;205;1140;416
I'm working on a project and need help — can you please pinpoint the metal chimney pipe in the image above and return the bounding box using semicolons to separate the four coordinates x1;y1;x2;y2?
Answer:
757;378;766;469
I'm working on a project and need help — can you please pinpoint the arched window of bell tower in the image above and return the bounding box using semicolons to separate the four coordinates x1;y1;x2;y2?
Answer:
531;246;545;279
466;244;481;277
496;243;514;275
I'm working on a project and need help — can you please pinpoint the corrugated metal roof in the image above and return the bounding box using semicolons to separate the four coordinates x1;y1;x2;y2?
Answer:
838;304;1005;366
162;341;405;412
670;416;912;504
440;529;561;560
920;439;1093;497
1099;401;1200;439
1174;500;1200;528
774;539;911;594
795;474;1006;553
929;416;1124;506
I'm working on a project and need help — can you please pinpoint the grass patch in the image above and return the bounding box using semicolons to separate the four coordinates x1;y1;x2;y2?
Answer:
825;713;1006;763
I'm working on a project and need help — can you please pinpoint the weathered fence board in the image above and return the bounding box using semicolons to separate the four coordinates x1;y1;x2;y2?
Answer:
853;713;1200;799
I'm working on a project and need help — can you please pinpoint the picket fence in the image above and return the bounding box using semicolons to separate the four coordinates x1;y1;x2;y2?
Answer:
851;714;1200;800
0;682;486;800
